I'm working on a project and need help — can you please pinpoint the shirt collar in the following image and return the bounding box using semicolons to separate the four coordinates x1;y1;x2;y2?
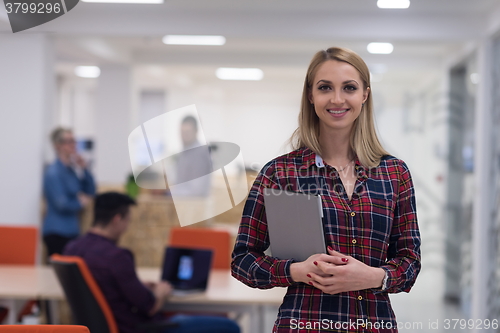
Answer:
301;147;317;169
301;147;367;179
88;231;118;245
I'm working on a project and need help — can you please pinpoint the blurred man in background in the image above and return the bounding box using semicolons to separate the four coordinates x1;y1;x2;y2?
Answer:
64;192;240;333
43;127;95;257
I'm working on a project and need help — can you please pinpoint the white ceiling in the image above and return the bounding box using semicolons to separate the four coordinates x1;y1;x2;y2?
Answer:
2;0;499;73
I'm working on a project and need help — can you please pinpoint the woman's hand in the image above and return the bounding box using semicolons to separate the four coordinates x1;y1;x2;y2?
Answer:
72;153;87;169
77;193;92;207
290;251;348;284
307;247;386;294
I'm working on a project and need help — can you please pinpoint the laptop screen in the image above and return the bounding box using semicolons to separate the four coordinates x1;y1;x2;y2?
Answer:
161;246;213;291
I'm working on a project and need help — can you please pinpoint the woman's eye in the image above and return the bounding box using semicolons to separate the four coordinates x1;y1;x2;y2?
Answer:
318;85;330;91
345;85;357;91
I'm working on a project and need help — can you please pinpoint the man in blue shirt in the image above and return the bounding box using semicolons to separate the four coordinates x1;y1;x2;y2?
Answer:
43;127;96;256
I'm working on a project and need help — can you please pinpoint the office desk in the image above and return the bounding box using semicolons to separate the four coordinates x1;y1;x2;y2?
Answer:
0;265;286;332
0;265;64;324
0;265;63;300
140;268;285;333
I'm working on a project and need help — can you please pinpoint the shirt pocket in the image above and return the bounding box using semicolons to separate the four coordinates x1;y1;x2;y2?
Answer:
360;192;395;251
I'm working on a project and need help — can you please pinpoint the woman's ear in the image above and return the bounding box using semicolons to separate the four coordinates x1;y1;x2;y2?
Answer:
362;86;371;104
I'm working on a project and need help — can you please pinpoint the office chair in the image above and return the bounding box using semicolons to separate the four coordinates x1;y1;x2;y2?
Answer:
50;254;177;333
0;306;8;324
168;227;231;269
0;325;90;333
0;226;38;265
0;225;38;324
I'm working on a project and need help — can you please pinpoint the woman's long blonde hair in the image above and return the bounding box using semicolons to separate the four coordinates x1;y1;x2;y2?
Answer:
290;46;389;168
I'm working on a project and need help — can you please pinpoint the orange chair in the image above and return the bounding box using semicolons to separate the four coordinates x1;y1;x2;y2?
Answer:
0;325;90;333
0;226;38;265
50;255;119;333
0;226;38;324
50;255;177;333
168;227;231;269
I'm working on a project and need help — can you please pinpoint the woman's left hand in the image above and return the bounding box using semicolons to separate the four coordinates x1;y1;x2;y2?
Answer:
307;247;385;295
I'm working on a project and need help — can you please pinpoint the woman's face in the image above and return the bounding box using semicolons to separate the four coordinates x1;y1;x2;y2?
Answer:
56;131;77;157
309;60;369;133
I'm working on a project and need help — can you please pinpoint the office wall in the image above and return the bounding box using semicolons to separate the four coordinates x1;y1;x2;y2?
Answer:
489;33;500;324
0;34;54;226
135;65;303;170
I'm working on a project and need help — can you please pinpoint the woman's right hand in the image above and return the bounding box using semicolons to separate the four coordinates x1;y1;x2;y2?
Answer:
77;193;92;207
290;253;348;284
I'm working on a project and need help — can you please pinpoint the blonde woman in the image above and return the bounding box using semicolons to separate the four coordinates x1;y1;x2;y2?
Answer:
231;47;421;332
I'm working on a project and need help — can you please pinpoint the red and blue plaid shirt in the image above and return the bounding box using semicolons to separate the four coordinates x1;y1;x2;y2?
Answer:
231;147;421;332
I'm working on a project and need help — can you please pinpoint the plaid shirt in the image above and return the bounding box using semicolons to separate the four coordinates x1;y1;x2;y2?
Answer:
231;147;421;333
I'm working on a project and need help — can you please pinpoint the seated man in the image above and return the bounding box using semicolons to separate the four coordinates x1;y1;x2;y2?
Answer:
64;192;240;333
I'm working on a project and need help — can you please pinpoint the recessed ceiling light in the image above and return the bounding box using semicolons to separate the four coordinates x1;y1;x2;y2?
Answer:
377;0;410;9
162;35;226;46
216;68;264;81
367;43;394;54
82;0;163;3
74;66;100;78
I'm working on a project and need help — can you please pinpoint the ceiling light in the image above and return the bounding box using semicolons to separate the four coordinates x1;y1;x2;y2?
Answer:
377;0;410;9
82;0;163;3
162;35;226;46
74;66;101;78
367;43;394;54
216;68;263;81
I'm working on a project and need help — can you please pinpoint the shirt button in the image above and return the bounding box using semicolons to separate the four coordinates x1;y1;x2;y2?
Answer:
352;239;357;244
361;323;366;327
358;295;363;301
350;211;356;217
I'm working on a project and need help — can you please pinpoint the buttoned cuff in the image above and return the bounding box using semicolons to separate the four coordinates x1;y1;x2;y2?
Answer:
271;259;296;287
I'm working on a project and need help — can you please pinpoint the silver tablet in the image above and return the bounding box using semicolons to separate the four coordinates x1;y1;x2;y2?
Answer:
263;188;326;262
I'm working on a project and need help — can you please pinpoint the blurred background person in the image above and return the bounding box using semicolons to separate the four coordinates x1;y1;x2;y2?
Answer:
64;192;240;333
173;115;212;198
42;127;96;257
167;115;215;226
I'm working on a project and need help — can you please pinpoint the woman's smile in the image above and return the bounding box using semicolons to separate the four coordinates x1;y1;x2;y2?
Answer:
327;108;350;117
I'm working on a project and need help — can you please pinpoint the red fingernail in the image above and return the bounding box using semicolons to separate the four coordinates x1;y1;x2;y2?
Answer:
342;258;348;263
309;281;313;285
328;246;333;251
313;261;318;266
307;274;311;278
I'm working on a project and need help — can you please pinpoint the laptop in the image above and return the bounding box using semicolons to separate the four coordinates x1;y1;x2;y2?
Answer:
263;188;326;262
161;246;213;294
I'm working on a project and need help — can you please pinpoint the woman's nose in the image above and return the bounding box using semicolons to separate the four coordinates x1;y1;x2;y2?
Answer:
330;91;344;104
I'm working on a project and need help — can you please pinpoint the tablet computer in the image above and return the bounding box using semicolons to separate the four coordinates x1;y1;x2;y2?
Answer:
263;188;326;262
